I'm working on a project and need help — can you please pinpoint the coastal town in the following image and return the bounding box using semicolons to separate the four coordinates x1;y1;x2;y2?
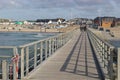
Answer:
1;17;120;45
0;17;120;33
0;18;91;32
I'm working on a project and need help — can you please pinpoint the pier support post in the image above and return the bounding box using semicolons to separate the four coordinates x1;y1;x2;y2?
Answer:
34;44;37;68
21;48;24;79
118;48;120;80
61;35;63;46
52;38;54;53
56;37;58;49
55;38;57;51
102;43;105;66
49;39;51;56
45;40;48;59
109;48;114;80
40;42;43;63
2;60;7;80
26;47;29;75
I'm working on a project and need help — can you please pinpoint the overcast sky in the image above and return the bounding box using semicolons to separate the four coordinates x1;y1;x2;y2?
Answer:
0;0;120;20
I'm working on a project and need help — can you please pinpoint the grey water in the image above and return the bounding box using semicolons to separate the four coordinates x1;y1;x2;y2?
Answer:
0;32;59;60
0;32;58;46
109;39;120;47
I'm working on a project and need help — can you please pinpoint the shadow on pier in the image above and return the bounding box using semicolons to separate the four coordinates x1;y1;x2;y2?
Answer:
27;29;104;80
60;31;104;80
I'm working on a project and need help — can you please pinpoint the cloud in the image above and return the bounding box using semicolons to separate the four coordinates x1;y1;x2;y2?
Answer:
0;0;119;10
0;0;75;9
74;0;105;6
0;0;120;20
28;0;76;8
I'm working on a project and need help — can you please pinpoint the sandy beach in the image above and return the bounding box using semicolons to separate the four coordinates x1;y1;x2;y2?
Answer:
0;28;59;32
0;25;80;33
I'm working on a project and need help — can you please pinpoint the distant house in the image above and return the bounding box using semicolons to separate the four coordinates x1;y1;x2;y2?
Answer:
102;17;115;28
48;20;53;24
23;21;28;24
116;18;120;26
57;19;62;24
94;17;116;28
94;17;102;26
36;18;65;23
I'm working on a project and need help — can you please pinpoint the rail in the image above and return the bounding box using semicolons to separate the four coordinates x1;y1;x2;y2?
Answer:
87;28;117;80
19;31;74;79
0;29;76;80
0;47;18;80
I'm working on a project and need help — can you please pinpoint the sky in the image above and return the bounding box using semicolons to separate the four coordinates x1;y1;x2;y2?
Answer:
0;0;120;20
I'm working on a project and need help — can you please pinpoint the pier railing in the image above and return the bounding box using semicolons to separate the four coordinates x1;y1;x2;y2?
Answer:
19;31;74;79
0;29;76;80
87;28;117;80
0;46;19;80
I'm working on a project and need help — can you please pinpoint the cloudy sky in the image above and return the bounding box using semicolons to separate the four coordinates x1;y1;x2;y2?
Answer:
0;0;120;20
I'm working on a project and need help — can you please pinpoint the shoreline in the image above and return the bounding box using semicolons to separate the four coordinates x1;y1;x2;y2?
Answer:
0;28;59;33
0;25;80;33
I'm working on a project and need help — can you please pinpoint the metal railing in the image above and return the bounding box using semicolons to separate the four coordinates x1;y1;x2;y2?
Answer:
19;31;74;79
87;28;117;80
0;29;76;80
0;47;19;80
115;48;120;80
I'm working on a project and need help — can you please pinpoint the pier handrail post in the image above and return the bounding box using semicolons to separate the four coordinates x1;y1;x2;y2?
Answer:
100;41;103;58
21;48;24;79
61;34;63;46
109;47;114;80
52;38;55;53
61;35;63;46
2;60;8;80
118;48;120;80
34;44;37;68
13;61;17;80
51;39;53;54
55;37;57;51
102;42;104;63
40;41;43;63
56;37;58;49
49;39;51;56
63;34;65;45
45;40;48;59
13;47;18;80
26;47;29;75
58;36;60;48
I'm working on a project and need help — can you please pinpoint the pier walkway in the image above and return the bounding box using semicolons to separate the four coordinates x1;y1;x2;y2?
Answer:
25;30;102;80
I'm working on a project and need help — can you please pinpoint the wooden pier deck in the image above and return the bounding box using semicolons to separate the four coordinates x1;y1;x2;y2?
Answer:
25;30;102;80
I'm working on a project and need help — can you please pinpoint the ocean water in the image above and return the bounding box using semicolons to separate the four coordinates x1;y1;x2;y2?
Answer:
109;39;120;47
0;32;58;60
0;32;58;46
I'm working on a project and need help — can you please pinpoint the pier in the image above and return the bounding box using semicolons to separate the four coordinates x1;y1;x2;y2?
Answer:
0;28;119;80
25;30;101;80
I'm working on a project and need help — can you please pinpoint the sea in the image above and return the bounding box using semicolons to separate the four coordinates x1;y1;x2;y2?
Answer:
0;32;59;60
0;32;60;77
0;32;58;46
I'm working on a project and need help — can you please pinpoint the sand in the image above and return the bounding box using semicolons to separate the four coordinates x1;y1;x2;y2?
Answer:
0;25;80;33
